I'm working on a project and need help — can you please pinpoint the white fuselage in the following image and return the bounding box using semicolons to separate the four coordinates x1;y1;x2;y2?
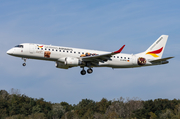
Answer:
7;43;147;69
6;35;172;75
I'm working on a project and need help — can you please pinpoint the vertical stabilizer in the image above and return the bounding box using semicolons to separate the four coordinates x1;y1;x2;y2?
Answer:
145;35;168;59
142;35;168;59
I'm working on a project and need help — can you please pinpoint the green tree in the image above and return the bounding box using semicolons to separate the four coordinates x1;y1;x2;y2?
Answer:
28;113;47;119
96;98;111;114
32;105;42;113
159;109;175;119
149;112;157;119
60;101;73;112
75;99;96;117
52;103;65;119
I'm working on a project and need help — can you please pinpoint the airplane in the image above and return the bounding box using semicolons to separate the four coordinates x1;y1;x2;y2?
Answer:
7;35;174;75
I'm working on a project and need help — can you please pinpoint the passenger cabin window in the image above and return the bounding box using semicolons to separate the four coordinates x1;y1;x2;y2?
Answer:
52;49;54;51
70;51;72;53
45;48;47;50
41;48;43;50
59;50;61;52
67;51;69;53
117;56;119;58
15;45;23;48
74;52;76;53
49;49;50;51
78;52;80;54
56;50;58;52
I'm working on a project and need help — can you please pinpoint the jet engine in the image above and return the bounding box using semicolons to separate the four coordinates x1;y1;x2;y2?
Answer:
55;62;69;69
137;57;146;65
57;57;85;67
65;57;83;66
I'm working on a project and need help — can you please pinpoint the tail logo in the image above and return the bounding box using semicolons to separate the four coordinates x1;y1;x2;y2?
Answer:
146;47;163;57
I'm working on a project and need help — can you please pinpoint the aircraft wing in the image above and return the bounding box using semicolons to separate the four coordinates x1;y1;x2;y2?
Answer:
81;45;125;65
149;57;174;63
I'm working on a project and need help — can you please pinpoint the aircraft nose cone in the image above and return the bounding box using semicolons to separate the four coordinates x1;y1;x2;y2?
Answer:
7;49;13;55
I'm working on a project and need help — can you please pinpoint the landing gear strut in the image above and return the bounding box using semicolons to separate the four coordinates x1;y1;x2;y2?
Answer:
22;58;27;66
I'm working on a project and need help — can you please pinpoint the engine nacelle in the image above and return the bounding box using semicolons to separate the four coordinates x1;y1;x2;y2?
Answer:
55;62;69;69
137;57;146;65
65;57;83;66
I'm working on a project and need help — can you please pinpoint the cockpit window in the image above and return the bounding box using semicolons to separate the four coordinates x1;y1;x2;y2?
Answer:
15;45;23;48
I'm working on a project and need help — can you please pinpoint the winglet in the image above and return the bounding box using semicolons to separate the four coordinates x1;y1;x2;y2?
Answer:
113;45;125;53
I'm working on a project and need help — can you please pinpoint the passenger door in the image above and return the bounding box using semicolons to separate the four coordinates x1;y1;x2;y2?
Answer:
29;44;34;54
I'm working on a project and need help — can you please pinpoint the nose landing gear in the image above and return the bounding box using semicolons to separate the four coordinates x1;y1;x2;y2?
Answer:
22;58;27;66
22;63;26;66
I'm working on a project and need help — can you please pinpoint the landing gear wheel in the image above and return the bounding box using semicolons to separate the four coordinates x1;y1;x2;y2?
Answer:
22;63;26;66
22;58;27;67
81;70;86;75
87;68;93;74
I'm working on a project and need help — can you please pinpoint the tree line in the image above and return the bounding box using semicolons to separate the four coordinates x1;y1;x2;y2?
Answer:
0;89;180;119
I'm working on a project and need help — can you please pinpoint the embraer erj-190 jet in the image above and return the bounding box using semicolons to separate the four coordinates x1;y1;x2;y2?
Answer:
7;35;173;75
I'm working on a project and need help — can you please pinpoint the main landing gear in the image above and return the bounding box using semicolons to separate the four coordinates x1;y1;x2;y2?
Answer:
81;69;86;75
80;68;93;75
22;58;27;66
87;68;93;74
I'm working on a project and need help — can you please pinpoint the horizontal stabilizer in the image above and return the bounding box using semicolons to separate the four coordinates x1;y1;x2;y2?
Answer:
149;57;174;63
